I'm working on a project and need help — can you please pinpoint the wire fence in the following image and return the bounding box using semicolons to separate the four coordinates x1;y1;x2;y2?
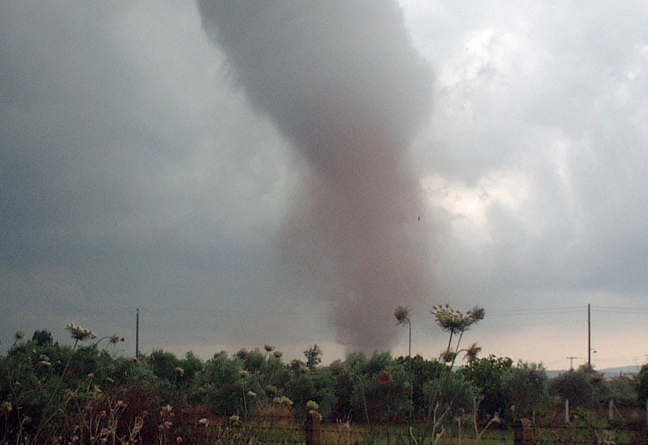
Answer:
167;414;648;444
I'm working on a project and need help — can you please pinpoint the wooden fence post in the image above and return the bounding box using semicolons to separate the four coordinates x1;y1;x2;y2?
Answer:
306;413;321;445
513;419;533;444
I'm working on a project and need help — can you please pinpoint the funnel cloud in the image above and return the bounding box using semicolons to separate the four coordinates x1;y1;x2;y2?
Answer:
198;1;434;352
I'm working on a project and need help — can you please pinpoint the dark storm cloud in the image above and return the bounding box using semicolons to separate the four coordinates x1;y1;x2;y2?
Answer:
0;2;303;354
3;0;648;366
198;1;434;352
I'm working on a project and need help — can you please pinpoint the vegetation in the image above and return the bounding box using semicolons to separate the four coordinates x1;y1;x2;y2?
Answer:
1;307;646;443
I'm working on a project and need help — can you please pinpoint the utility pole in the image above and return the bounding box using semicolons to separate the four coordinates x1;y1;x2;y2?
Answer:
567;356;577;370
136;308;140;359
587;304;591;367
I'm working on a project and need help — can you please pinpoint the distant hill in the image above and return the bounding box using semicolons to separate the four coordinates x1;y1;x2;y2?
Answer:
547;365;643;379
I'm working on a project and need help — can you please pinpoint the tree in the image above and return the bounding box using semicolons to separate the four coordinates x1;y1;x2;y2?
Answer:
304;344;323;370
548;364;607;410
458;355;513;418
636;364;648;406
503;361;549;419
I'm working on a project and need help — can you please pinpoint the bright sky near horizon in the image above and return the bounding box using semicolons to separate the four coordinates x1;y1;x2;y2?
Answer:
2;1;648;371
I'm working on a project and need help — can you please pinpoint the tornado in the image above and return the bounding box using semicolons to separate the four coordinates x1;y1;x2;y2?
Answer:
198;0;434;353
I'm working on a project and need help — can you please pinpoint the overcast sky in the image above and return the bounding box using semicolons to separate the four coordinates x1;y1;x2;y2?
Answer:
2;1;648;371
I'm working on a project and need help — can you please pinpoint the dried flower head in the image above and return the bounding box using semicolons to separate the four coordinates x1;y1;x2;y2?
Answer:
394;306;411;325
239;370;249;379
264;344;275;352
273;396;294;406
273;351;283;359
464;343;482;362
174;367;185;377
65;323;97;342
109;335;123;345
431;304;485;335
247;391;257;398
15;331;25;340
306;400;319;411
1;401;12;413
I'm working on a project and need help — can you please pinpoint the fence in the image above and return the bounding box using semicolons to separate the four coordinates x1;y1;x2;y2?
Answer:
163;413;648;444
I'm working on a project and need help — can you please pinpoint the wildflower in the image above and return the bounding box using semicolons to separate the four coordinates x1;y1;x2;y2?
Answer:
431;304;484;335
39;354;50;361
264;344;275;352
109;335;123;344
265;385;278;396
247;391;257;398
132;416;145;435
464;343;482;362
306;400;319;411
273;351;283;359
39;360;52;367
15;331;25;340
394;306;411;325
299;365;310;374
174;367;185;377
229;414;240;424
65;323;97;342
161;404;173;414
239;370;249;378
176;437;183;443
198;418;209;426
274;396;293;406
1;401;12;413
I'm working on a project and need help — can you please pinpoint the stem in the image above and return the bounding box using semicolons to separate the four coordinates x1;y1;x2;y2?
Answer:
445;331;454;356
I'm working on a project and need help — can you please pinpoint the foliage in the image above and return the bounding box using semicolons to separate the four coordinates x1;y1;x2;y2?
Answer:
423;372;477;417
636;363;648;405
606;374;637;408
3;324;648;443
503;361;550;419
549;364;609;410
458;354;513;418
304;344;323;370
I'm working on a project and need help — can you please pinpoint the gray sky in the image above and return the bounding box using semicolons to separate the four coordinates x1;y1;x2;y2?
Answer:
2;1;648;370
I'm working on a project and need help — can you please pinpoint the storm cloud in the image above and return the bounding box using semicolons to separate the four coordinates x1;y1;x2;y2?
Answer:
2;1;648;369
